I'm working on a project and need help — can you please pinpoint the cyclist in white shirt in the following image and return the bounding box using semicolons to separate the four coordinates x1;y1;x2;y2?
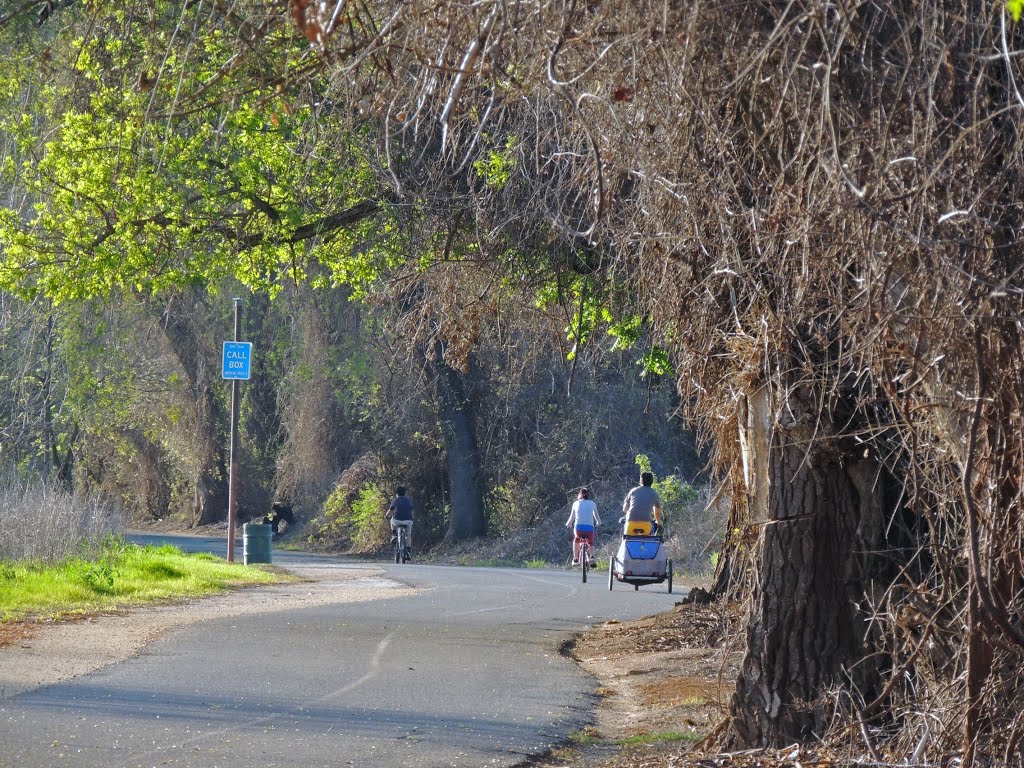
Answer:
565;488;601;565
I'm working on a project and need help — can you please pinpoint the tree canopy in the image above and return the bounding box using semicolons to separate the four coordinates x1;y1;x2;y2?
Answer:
0;2;388;300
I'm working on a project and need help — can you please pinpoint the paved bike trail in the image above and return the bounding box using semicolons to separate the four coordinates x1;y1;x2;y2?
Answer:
0;537;681;768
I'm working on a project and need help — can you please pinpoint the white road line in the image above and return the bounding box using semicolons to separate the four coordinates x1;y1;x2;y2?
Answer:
317;631;393;700
117;631;397;768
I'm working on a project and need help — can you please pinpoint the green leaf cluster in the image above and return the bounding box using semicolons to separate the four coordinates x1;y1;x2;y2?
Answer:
312;482;389;551
534;274;673;376
0;2;388;304
473;135;519;189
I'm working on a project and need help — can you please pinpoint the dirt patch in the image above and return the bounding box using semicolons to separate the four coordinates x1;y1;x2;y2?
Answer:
575;600;740;740
636;674;720;708
533;599;858;768
0;621;34;649
518;598;744;768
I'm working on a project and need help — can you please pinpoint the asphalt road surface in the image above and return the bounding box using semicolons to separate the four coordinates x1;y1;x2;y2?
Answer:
0;534;683;768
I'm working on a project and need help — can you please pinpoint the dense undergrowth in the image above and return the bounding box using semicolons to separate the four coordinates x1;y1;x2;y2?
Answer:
309;455;722;578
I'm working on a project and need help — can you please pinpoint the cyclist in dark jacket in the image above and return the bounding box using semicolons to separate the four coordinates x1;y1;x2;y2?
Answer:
386;486;415;552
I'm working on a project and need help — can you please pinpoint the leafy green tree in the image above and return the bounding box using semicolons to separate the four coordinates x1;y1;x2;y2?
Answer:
0;2;699;553
0;3;389;526
0;18;381;301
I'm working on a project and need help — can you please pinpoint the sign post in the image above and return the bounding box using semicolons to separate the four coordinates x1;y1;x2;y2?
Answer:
222;299;251;562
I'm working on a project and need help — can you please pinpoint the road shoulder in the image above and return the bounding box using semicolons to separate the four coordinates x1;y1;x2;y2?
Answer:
0;564;414;698
534;597;741;768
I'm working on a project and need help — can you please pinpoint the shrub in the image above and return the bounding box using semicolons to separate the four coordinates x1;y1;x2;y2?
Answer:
350;484;390;550
310;481;389;552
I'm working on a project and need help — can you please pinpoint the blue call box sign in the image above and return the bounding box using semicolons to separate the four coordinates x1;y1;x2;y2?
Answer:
222;342;252;380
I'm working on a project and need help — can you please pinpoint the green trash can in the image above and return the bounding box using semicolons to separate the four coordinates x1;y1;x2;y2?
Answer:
243;522;273;565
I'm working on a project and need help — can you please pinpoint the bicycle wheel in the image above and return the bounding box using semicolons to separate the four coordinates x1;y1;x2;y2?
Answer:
394;528;402;564
581;542;589;583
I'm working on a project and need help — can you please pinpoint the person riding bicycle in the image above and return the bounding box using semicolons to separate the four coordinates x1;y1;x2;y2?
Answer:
565;487;601;565
385;486;415;555
621;471;662;537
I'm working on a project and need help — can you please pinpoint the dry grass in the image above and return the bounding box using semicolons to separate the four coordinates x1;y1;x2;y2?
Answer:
0;477;126;563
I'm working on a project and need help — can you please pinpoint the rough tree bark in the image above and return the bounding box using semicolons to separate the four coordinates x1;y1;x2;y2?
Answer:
728;386;870;746
431;339;485;541
962;319;1024;764
154;294;228;526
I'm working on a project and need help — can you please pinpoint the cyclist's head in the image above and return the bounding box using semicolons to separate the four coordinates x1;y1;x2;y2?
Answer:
396;486;406;496
640;471;654;487
579;487;590;499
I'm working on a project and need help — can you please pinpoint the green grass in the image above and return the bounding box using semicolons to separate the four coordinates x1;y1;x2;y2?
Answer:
0;537;288;622
569;730;701;746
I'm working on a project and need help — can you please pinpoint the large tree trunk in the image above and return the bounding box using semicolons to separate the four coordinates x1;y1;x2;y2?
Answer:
728;387;872;746
432;340;485;541
155;293;228;526
961;320;1024;764
709;387;774;599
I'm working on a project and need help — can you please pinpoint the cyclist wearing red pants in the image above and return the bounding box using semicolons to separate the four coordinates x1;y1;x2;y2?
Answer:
565;488;601;565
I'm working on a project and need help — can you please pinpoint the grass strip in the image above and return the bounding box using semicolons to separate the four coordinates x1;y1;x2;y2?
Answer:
569;730;702;746
0;537;287;622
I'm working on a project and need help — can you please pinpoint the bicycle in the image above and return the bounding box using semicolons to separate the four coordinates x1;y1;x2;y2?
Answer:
574;526;598;583
394;524;410;564
579;537;591;583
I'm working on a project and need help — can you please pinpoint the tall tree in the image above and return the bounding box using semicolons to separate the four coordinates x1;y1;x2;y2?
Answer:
0;2;385;525
152;291;229;526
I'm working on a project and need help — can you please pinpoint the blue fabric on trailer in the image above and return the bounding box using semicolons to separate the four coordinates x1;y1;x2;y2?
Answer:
624;539;660;559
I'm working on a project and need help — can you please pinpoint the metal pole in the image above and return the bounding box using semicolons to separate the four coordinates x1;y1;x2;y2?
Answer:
227;298;242;562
